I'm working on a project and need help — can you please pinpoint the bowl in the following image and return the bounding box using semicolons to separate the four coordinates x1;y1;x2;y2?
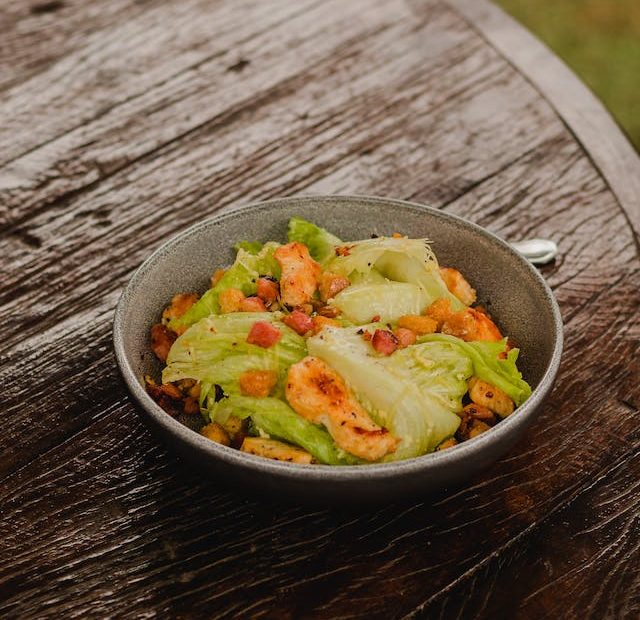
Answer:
113;195;563;502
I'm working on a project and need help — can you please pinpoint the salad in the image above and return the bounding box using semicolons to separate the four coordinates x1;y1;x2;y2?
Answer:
146;217;531;465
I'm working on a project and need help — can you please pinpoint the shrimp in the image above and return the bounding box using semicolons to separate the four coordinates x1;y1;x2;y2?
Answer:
274;242;321;307
425;299;503;342
439;267;477;306
285;356;398;461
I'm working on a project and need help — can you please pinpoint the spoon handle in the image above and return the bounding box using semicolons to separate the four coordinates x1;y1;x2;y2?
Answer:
510;238;558;265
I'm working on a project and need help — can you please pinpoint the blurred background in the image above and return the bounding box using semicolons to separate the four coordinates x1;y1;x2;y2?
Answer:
496;0;640;151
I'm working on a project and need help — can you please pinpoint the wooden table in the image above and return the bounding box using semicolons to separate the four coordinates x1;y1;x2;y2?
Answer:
2;1;639;617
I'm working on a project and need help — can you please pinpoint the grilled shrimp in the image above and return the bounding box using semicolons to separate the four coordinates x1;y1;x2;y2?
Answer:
274;242;321;307
286;356;398;461
425;299;503;342
439;267;477;306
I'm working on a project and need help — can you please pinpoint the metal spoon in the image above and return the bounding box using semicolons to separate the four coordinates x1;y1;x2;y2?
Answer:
510;238;558;265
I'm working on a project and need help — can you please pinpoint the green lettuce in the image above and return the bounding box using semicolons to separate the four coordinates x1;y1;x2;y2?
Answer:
417;333;532;407
169;242;282;331
287;216;342;265
326;236;465;310
163;313;306;397
331;281;429;324
307;325;470;459
234;240;263;254
207;395;360;465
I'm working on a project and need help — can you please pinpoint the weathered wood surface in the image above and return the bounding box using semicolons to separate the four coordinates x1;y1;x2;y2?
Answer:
1;0;638;618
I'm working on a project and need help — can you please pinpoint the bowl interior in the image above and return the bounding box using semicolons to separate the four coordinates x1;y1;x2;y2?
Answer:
119;196;558;397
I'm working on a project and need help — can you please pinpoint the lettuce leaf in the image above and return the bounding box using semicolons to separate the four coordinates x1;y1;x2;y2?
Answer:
207;395;360;465
417;333;532;406
331;281;429;324
163;313;306;397
326;237;465;310
234;240;263;254
287;217;342;265
307;325;468;459
169;242;282;331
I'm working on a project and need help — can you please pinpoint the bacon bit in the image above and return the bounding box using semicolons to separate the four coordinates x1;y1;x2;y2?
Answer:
392;232;403;238
162;293;199;325
240;296;267;312
372;329;399;355
319;272;350;302
394;327;417;348
247;321;281;348
311;315;340;334
219;288;245;313
256;277;279;303
150;323;176;362
283;309;314;335
371;314;381;323
317;305;340;318
397;315;438;335
335;246;352;257
210;269;226;287
239;370;278;397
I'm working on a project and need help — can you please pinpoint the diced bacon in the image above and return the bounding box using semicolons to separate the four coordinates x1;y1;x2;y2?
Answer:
219;288;245;313
394;327;417;348
371;329;399;355
150;323;176;362
256;277;279;303
318;272;350;302
239;370;278;397
283;309;314;335
239;296;267;312
246;321;281;348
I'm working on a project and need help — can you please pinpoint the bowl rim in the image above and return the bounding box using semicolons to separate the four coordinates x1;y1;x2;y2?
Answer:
113;194;563;481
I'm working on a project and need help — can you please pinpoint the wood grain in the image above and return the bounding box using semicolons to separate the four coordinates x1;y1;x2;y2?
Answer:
1;0;639;618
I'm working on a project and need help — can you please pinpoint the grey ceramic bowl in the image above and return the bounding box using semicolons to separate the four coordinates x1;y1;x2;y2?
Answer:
114;195;562;502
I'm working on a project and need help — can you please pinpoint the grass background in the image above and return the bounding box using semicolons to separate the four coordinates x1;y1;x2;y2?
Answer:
495;0;640;151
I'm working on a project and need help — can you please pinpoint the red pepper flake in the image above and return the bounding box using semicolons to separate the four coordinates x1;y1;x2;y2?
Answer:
372;329;399;355
246;321;281;348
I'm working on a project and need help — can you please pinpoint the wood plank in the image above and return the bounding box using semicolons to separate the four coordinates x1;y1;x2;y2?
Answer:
0;0;381;216
412;445;640;619
446;0;640;246
1;123;638;616
0;0;142;92
1;9;557;352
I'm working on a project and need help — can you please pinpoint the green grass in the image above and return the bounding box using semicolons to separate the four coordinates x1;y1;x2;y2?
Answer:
495;0;640;151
